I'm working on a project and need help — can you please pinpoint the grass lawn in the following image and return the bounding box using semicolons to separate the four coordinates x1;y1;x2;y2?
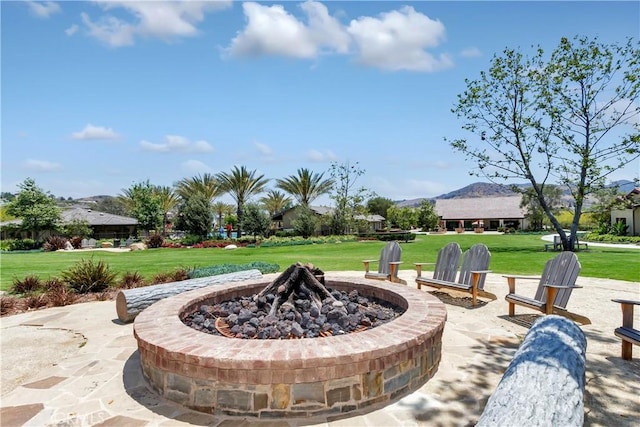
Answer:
1;234;638;291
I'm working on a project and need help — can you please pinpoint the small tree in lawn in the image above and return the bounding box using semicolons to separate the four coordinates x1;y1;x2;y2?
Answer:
118;180;163;236
386;205;417;230
449;36;639;251
416;200;439;231
328;161;372;235
240;203;271;239
6;178;61;242
292;205;320;238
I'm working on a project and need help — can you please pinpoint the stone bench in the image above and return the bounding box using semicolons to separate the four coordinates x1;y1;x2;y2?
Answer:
477;315;587;427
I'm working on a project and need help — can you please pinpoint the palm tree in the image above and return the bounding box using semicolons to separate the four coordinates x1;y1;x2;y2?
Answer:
174;173;221;203
276;168;334;206
260;189;293;216
154;186;180;236
216;166;269;237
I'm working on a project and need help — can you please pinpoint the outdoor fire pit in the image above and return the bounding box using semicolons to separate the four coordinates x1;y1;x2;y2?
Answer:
133;265;446;420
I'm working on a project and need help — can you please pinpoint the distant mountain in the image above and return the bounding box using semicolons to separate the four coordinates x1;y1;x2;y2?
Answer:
394;182;518;208
607;180;636;194
435;182;518;199
394;180;637;209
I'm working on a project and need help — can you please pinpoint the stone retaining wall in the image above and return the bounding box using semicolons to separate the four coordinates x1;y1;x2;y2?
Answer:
134;277;447;421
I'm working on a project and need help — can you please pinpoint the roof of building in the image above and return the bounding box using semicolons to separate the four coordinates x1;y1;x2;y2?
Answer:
62;207;138;226
435;196;526;220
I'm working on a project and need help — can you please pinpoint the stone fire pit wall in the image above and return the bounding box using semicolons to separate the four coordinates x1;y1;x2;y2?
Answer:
133;277;447;420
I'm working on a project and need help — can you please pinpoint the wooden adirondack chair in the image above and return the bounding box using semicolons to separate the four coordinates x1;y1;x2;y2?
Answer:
362;241;406;285
503;251;591;325
612;299;640;360
415;243;496;306
414;242;462;289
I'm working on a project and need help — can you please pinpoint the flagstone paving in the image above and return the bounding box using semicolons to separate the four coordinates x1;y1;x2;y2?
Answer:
1;271;638;426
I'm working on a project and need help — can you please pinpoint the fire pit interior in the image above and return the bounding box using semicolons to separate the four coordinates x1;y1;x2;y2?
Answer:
182;263;405;339
134;264;447;421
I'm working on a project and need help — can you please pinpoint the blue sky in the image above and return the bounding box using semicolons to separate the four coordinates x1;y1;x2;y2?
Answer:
2;1;639;206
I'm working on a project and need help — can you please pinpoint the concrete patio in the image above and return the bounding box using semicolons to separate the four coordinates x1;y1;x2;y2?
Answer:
1;271;638;426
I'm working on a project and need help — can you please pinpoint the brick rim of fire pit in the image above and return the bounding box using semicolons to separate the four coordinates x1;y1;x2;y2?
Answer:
134;276;447;419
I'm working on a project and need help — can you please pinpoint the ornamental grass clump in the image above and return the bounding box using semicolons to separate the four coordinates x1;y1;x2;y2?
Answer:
61;258;117;294
0;296;18;316
10;274;43;295
44;277;77;306
119;271;146;289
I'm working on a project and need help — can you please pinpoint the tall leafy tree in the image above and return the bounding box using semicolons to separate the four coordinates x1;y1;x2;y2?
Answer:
6;178;61;241
386;205;418;230
276;168;334;206
260;189;293;216
416;200;439;231
216;166;269;237
449;36;639;250
239;203;271;239
366;196;394;218
118;180;163;235
175;193;213;239
292;205;320;238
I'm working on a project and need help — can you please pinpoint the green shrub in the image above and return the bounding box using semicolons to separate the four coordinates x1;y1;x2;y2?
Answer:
8;239;38;251
188;261;280;279
274;230;298;238
181;234;203;246
11;274;43;294
61;258;117;294
357;232;416;242
583;232;640;244
0;239;11;251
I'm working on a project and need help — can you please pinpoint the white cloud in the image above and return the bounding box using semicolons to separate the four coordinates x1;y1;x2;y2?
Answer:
23;158;63;172
226;2;452;73
181;160;212;174
26;1;61;19
306;149;338;162
71;124;119;140
65;24;79;36
140;135;213;153
227;1;349;58
460;47;482;58
347;6;452;72
254;142;273;156
80;1;232;47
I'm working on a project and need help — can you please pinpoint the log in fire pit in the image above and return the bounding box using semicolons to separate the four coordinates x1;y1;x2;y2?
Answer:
183;263;404;339
134;264;447;421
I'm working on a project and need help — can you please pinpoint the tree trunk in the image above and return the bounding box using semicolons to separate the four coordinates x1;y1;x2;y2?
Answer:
116;269;263;323
477;315;586;426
